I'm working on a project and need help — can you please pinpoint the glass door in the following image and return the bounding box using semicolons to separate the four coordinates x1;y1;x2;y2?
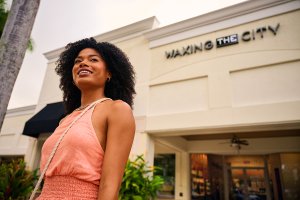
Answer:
246;169;267;200
229;168;267;200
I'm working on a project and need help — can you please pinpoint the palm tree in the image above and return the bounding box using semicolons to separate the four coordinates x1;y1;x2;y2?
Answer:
0;0;40;130
1;1;35;54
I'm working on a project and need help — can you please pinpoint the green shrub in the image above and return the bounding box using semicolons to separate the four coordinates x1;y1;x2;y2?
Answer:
119;155;164;200
0;159;38;200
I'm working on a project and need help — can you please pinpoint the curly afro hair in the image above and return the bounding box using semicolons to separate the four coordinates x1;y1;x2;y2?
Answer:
55;38;136;114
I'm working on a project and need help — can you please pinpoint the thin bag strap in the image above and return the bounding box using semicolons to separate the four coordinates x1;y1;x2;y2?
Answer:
29;98;110;200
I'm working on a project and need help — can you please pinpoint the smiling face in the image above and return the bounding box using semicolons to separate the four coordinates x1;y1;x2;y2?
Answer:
72;48;110;91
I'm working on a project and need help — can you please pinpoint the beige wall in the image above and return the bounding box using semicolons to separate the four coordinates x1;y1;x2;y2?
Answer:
147;10;300;135
35;61;62;112
146;7;300;200
113;35;154;158
0;106;36;164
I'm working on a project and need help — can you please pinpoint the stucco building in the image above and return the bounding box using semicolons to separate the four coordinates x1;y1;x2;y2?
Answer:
1;0;300;199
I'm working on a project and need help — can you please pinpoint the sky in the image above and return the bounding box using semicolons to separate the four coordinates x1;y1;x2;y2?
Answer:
6;0;247;109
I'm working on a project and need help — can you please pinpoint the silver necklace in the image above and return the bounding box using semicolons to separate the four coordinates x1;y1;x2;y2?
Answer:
75;104;90;111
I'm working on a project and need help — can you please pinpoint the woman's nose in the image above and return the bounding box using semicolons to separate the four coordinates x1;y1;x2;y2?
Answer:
79;60;88;67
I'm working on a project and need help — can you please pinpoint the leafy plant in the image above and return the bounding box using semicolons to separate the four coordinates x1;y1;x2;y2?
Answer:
119;155;164;200
0;0;9;37
0;159;38;200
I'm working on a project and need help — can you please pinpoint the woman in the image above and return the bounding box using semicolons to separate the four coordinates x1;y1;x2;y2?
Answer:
36;38;136;199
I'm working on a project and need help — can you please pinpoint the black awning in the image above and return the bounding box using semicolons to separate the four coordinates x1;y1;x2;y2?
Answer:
22;102;66;138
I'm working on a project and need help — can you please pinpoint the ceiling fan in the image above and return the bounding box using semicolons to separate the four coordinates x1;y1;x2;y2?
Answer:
230;135;249;150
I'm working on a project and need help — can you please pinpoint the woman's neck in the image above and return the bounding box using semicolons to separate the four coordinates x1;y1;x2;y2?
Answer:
80;90;106;107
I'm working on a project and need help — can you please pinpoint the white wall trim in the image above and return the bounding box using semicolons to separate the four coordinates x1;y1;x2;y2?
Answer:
146;120;300;136
0;147;28;156
144;0;300;48
93;16;159;42
6;105;36;118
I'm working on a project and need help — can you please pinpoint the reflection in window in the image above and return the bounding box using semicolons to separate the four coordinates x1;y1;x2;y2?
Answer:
0;156;24;164
278;153;300;200
154;154;175;199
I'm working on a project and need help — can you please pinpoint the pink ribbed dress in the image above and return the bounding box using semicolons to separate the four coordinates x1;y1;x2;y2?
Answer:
37;101;107;199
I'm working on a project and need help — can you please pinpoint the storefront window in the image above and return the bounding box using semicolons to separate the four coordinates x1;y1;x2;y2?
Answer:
226;155;269;200
0;156;24;164
229;168;267;200
190;154;224;200
154;154;175;199
190;153;300;200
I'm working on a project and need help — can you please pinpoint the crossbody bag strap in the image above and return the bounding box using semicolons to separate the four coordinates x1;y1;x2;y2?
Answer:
29;97;111;200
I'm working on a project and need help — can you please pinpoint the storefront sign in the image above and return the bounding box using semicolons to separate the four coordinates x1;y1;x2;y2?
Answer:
165;23;280;59
216;34;239;48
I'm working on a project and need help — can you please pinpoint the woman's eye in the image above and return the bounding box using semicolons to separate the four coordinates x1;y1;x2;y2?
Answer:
90;58;98;62
74;59;81;64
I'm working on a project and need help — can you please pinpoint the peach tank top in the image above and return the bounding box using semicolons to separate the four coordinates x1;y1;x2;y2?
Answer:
40;99;109;185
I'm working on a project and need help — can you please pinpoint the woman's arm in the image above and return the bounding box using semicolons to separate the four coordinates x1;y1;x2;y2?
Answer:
98;100;135;200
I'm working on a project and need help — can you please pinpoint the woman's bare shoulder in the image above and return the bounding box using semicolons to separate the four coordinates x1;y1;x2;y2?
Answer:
102;100;133;123
109;100;131;111
93;99;132;117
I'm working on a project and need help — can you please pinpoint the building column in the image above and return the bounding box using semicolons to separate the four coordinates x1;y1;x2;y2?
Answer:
144;134;155;167
223;156;229;200
175;152;191;200
264;155;272;200
25;137;38;170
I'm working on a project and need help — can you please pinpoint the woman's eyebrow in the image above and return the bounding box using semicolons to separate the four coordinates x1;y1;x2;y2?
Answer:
75;54;100;59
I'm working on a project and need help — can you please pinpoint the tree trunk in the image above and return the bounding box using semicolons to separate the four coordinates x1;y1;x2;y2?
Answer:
0;0;40;131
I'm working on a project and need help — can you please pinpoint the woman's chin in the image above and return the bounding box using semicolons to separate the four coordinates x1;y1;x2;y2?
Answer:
76;81;104;90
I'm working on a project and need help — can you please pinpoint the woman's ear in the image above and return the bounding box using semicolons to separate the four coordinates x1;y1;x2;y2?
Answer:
107;72;112;79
